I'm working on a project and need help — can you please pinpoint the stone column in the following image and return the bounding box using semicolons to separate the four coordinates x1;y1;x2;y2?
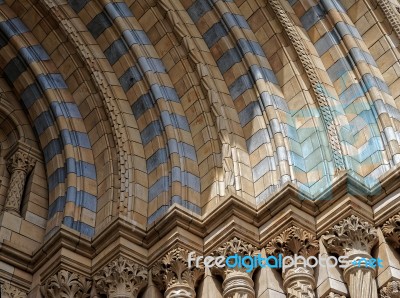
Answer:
212;237;257;298
94;256;148;298
152;247;204;298
265;226;319;298
40;269;91;298
4;149;35;215
323;215;379;298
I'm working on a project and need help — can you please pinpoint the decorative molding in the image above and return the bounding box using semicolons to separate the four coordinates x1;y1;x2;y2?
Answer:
267;0;345;172
40;270;91;298
380;280;400;298
94;256;147;297
39;0;137;214
1;283;27;298
377;0;400;40
323;215;378;256
382;214;400;249
265;226;319;258
158;0;239;196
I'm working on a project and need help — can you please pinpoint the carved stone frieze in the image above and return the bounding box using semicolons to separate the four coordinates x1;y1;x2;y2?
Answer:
152;248;203;297
265;226;319;258
382;214;400;249
380;280;400;298
323;215;378;256
94;256;147;298
1;283;27;298
40;270;91;298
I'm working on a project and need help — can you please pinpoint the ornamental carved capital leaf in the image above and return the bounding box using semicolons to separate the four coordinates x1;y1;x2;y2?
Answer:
152;248;204;291
214;237;256;258
7;150;36;174
382;214;400;249
322;215;378;256
40;270;91;298
265;226;319;258
380;280;400;298
94;257;148;296
1;283;27;298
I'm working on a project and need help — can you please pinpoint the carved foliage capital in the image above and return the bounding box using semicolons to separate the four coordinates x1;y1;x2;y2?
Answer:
40;270;91;298
380;280;400;298
265;226;319;258
1;283;27;298
214;237;256;258
94;256;147;297
152;248;203;291
323;215;378;256
382;214;400;249
7;150;36;174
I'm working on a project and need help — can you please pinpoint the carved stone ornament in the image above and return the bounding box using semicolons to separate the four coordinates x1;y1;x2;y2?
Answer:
283;266;316;298
151;247;203;298
94;256;147;297
211;238;257;298
382;214;400;249
1;283;27;298
265;226;319;258
322;215;378;256
214;237;256;258
380;280;400;298
40;269;91;298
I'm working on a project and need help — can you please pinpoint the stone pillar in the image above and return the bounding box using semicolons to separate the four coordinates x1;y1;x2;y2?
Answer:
212;237;257;298
3;149;35;215
265;226;319;298
1;283;27;298
40;269;91;298
152;247;204;298
94;256;148;298
323;215;379;298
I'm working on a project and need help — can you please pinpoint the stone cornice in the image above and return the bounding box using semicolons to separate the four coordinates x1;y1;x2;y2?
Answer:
9;171;400;279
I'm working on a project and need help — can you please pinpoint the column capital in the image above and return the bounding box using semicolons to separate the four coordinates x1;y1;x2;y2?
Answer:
265;226;319;258
382;214;400;249
6;149;36;174
380;280;400;298
152;247;203;297
322;215;378;256
1;283;27;298
214;237;256;256
94;256;147;297
40;269;91;298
